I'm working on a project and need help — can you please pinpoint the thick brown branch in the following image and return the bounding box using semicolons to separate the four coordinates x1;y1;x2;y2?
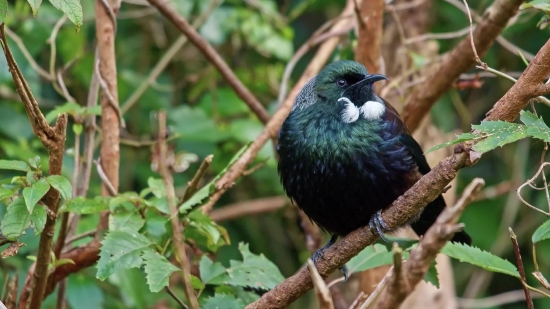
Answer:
355;0;385;74
146;0;271;124
402;0;524;132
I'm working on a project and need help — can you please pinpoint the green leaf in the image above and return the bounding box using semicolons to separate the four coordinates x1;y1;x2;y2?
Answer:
96;230;152;280
190;275;205;290
520;0;550;14
0;160;29;172
0;0;7;23
26;0;41;16
0;187;17;201
441;242;520;278
48;0;83;31
185;210;228;252
224;243;284;290
109;212;145;232
179;143;250;213
532;219;550;244
30;205;47;235
423;261;439;288
142;249;180;293
147;178;166;199
471;121;528;153
0;197;31;240
63;197;109;214
201;293;246;309
199;255;227;285
520;111;550;142
46;175;72;200
73;123;83;135
424;133;476;154
22;178;50;213
347;244;394;273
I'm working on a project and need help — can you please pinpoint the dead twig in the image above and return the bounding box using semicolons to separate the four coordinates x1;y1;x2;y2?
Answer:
307;259;334;309
209;196;287;222
509;228;534;309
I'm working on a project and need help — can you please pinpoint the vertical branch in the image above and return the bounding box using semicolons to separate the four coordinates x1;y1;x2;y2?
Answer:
157;111;200;309
95;0;121;235
355;0;385;75
509;228;534;309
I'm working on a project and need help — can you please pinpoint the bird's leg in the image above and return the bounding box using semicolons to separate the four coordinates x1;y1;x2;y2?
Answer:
369;210;390;242
311;234;350;282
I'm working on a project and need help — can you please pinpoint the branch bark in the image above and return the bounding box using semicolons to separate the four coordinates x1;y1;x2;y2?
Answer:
146;0;271;124
355;0;385;75
0;24;68;309
402;0;524;132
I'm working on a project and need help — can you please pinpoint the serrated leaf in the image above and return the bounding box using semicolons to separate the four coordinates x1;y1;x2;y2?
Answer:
63;196;109;214
0;160;29;172
520;111;550;142
22;178;50;213
46;175;72;200
48;0;83;31
96;230;152;280
201;293;246;309
520;0;550;14
425;133;477;154
179;143;250;213
142;249;180;292
147;178;166;198
532;219;550;244
441;242;520;278
471;121;527;153
109;212;145;232
0;0;7;23
423;260;439;288
0;197;31;240
30;205;47;235
26;0;41;15
223;243;284;290
199;255;227;285
348;244;394;273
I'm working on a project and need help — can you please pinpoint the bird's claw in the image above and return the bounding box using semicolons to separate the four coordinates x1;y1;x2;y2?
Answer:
339;265;349;282
369;210;390;242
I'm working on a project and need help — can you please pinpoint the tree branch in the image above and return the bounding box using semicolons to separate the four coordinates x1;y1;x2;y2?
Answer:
355;0;385;75
146;0;271;124
402;0;524;132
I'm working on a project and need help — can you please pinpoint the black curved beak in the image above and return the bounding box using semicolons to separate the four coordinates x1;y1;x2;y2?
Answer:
363;73;388;84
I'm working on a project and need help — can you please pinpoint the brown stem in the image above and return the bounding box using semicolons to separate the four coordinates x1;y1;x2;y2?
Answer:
146;0;271;124
209;196;287;222
402;0;524;132
157;111;199;309
355;0;385;75
509;228;534;309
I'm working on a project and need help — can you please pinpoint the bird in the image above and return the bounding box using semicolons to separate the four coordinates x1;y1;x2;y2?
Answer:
276;60;471;279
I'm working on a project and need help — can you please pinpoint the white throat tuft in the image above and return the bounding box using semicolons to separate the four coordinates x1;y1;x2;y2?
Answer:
360;100;386;120
338;97;360;123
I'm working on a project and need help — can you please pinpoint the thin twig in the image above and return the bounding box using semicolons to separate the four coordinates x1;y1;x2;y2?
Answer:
93;158;117;197
147;0;271;124
461;0;485;67
509;228;534;309
65;230;96;245
182;155;213;204
307;259;334;309
157;111;199;309
458;289;543;308
4;27;51;80
94;59;125;128
209;196;286;222
165;286;189;309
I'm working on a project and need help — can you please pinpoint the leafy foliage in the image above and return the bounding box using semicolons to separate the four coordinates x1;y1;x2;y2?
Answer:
142;249;180;293
441;242;520;278
22;178;49;213
201;293;247;309
347;244;394;273
533;219;550;244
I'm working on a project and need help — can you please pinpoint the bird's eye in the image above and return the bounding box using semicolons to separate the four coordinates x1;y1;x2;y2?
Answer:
336;78;347;87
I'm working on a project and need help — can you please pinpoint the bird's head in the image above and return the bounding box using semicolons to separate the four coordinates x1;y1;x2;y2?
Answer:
293;60;388;123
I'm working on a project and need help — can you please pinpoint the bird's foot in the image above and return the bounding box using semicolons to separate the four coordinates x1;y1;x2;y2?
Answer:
369;210;390;242
339;265;349;282
312;235;338;265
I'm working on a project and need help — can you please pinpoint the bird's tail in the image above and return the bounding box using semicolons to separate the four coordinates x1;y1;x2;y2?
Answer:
410;195;472;245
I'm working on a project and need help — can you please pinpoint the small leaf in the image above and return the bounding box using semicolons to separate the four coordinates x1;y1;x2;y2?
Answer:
22;178;50;213
199;255;227;285
48;0;83;31
46;175;72;200
54;258;76;267
147;178;166;198
532;219;550;244
520;111;550;142
0;160;29;172
30;205;47;235
26;0;42;15
471;121;528;153
201;293;246;309
73;123;83;135
0;0;7;23
0;187;17;201
190;275;205;290
441;242;520;278
142;249;180;292
424;133;477;154
96;230;152;280
347;244;394;273
0;197;31;240
423;260;439;288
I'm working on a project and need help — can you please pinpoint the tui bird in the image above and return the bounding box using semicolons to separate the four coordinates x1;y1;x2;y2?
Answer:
276;60;471;278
